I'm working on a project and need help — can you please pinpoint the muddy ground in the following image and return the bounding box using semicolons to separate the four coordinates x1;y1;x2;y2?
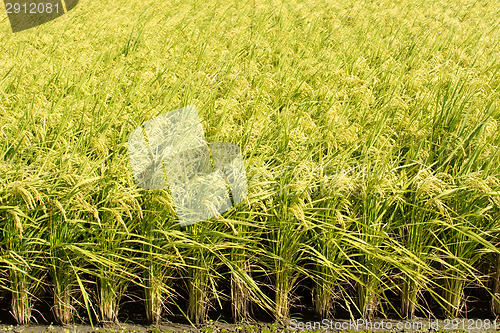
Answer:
1;319;500;333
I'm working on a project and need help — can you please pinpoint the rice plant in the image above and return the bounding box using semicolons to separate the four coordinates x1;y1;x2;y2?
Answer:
0;179;47;324
139;191;178;324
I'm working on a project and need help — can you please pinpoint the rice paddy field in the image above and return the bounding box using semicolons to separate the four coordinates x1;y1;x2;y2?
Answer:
0;0;500;329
